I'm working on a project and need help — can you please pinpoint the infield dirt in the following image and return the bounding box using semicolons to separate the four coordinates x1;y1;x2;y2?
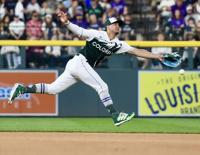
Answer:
0;133;200;155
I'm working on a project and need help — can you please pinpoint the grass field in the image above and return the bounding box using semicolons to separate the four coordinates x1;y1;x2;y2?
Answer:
0;117;200;133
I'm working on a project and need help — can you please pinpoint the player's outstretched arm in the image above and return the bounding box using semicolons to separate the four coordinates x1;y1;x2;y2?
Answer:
128;48;163;62
57;10;97;38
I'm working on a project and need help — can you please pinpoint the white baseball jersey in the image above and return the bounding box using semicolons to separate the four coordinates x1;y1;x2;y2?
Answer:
67;22;135;67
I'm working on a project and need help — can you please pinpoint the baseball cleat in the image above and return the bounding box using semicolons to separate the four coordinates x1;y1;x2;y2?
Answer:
8;83;26;104
112;112;135;126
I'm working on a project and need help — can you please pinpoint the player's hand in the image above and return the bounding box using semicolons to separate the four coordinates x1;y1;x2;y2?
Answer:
57;10;69;24
157;54;164;62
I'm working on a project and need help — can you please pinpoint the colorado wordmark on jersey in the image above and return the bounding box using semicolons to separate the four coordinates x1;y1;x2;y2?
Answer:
79;37;122;67
67;22;134;67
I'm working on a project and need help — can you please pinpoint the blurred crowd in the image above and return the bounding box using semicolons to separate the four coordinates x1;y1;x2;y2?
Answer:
0;0;200;70
149;0;200;69
0;0;135;69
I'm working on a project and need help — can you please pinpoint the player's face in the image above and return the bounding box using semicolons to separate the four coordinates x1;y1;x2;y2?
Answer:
107;22;120;34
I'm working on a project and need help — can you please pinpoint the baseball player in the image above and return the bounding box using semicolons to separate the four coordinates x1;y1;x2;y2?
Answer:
8;10;163;126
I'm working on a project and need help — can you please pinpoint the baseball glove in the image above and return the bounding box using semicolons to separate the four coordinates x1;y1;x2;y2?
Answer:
161;52;182;68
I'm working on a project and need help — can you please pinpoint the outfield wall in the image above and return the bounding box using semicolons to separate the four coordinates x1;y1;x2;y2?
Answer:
1;69;200;117
0;69;138;117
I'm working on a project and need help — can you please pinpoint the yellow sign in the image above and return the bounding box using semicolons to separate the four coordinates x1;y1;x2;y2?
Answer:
138;71;200;116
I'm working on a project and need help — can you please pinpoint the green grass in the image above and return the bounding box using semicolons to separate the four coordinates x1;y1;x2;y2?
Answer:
0;117;200;133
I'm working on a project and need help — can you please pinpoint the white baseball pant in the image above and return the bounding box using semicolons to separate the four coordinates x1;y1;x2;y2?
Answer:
37;54;113;107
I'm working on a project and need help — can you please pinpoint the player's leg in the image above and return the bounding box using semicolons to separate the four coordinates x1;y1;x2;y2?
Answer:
8;60;78;103
70;55;115;112
72;54;135;126
34;69;78;95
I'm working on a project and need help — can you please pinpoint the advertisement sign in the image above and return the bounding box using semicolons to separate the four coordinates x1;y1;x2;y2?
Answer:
138;71;200;116
0;70;58;116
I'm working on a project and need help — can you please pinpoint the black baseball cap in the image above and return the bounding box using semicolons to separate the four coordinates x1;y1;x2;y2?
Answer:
105;17;123;26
